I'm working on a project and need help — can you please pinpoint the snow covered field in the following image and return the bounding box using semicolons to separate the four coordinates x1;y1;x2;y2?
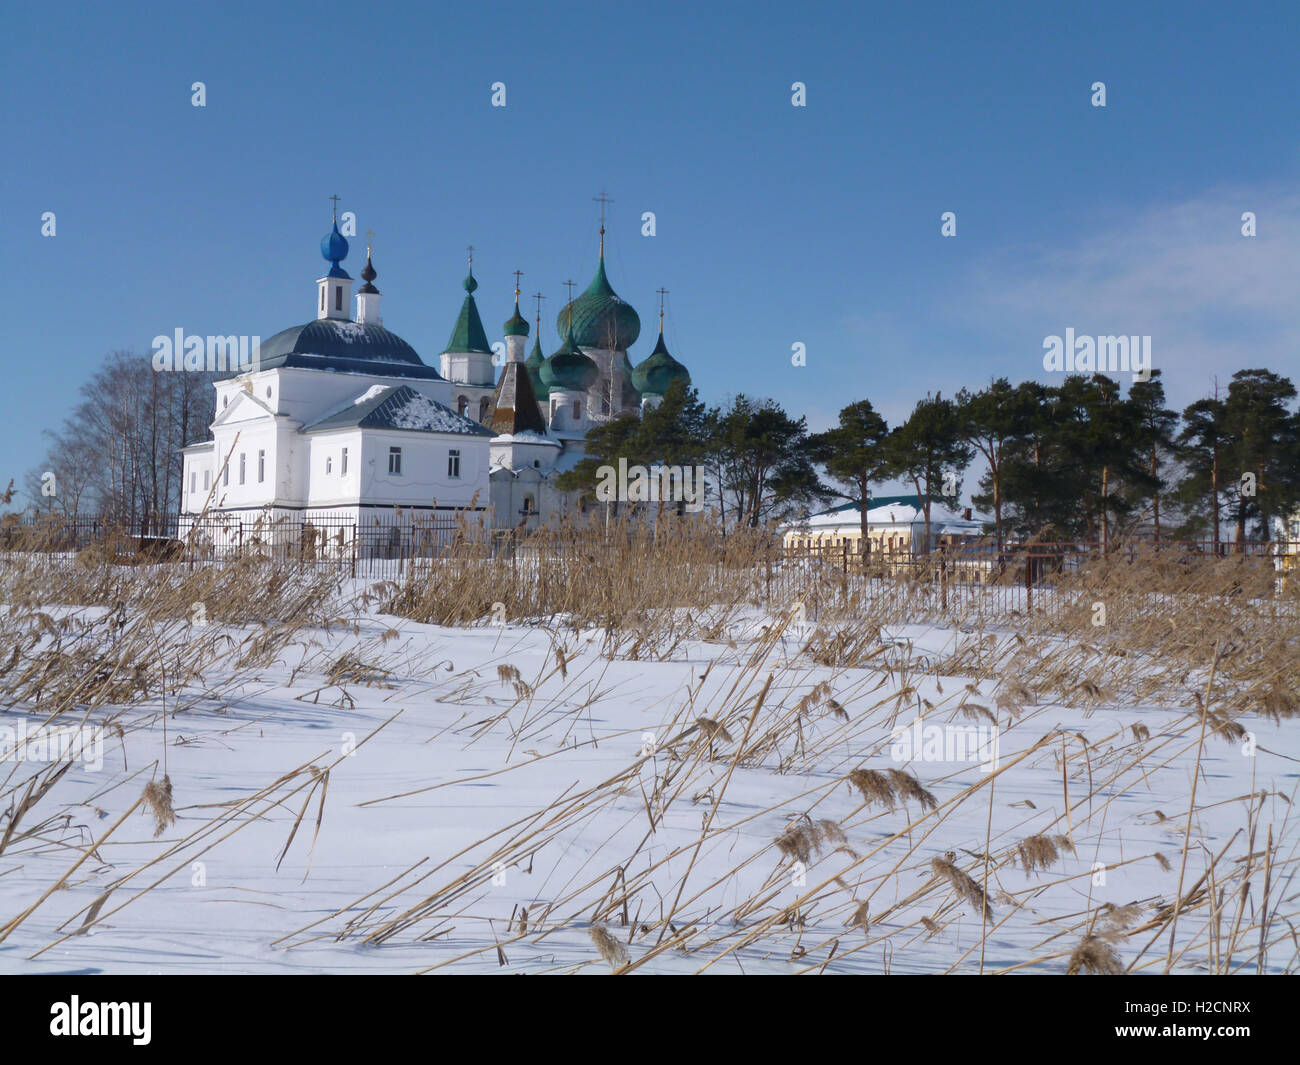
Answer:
0;569;1296;975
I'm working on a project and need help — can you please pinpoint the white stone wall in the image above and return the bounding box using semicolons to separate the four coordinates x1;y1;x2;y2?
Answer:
356;429;490;511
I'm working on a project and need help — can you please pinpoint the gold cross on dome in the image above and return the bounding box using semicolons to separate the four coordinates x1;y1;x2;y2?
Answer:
329;194;341;221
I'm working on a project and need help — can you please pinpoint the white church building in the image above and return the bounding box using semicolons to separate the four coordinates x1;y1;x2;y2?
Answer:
179;208;692;543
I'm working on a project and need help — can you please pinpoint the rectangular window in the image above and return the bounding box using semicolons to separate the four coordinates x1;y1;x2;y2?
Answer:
190;472;197;493
448;449;460;478
341;447;348;475
320;287;325;312
388;446;402;475
573;401;581;419
239;453;246;485
258;450;265;483
224;462;229;487
335;285;343;311
203;471;210;490
326;456;332;475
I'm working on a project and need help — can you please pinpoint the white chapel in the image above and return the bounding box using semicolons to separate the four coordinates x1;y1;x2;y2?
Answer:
179;206;692;538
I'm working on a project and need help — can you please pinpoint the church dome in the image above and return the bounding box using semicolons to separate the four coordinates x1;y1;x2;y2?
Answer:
556;256;640;350
232;319;444;380
504;298;530;337
525;334;550;399
540;329;599;393
631;331;690;396
320;221;350;277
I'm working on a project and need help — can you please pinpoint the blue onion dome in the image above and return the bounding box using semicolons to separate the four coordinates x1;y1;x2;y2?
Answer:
525;333;550;400
556;255;640;350
321;221;350;278
631;329;690;396
504;293;529;337
540;327;599;392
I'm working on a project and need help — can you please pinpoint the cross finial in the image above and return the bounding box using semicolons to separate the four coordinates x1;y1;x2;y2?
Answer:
594;189;613;256
593;189;613;229
533;291;545;327
365;229;375;256
513;269;523;296
657;287;669;331
466;244;475;270
563;280;576;331
330;194;341;223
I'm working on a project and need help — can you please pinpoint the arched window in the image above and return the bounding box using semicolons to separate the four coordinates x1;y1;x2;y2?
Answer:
572;401;581;420
479;397;491;422
458;396;469;416
522;493;535;515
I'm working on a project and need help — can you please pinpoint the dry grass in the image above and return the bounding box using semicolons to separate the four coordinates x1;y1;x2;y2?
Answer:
1;520;1296;974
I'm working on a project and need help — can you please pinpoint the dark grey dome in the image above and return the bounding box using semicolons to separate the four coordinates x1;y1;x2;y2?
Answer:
222;319;444;380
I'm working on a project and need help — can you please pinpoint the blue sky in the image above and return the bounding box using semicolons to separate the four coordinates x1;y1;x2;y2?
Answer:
3;0;1298;501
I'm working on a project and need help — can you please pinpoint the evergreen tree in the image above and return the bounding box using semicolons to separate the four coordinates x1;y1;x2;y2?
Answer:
957;378;1031;550
884;392;973;553
807;399;890;550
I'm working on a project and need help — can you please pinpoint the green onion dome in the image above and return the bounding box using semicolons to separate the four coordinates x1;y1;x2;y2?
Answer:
630;329;690;396
556;255;640;350
504;292;530;337
525;333;550;400
540;327;600;393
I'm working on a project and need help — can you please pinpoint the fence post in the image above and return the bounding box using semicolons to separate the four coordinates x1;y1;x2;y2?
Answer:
1025;553;1033;613
941;549;948;613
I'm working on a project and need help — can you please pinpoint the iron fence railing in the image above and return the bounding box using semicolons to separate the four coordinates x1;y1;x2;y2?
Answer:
2;517;1296;612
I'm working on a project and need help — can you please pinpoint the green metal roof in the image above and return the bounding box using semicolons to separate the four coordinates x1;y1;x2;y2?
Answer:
540;328;599;393
504;296;530;337
556;255;641;350
525;334;550;400
630;330;690;396
444;271;492;354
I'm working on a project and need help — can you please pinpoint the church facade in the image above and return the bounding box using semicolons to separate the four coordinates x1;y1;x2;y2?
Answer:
178;209;690;540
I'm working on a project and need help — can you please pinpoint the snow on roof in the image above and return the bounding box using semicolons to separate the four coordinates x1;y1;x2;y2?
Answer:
491;430;560;446
304;385;493;437
799;501;988;533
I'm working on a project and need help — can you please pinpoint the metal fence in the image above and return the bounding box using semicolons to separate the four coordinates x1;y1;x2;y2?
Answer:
3;516;1296;614
765;538;1299;620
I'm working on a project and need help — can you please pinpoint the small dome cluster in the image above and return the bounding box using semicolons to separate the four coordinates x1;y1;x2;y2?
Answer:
494;234;690;403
